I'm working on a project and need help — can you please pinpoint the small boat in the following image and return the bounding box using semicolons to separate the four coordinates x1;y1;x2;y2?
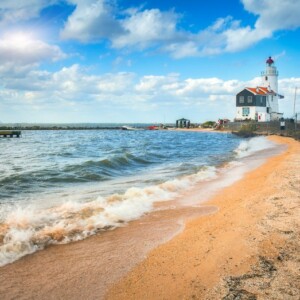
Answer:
147;126;159;130
121;126;142;131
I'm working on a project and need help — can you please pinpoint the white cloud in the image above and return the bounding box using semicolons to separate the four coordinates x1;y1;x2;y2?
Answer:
242;0;300;31
61;2;182;50
1;61;299;122
1;0;300;59
163;42;199;59
111;9;180;49
112;56;132;69
0;32;66;67
135;74;179;93
96;72;135;94
0;0;59;26
223;26;271;53
60;2;192;56
204;1;300;54
59;2;260;57
218;0;300;53
174;78;243;96
60;0;124;42
0;63;36;78
1;64;136;104
168;16;270;57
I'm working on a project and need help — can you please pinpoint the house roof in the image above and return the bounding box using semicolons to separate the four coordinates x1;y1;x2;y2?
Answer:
245;86;276;95
176;118;190;121
240;86;284;99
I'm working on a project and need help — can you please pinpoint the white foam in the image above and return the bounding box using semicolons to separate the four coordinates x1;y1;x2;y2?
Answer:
234;136;276;158
0;166;217;267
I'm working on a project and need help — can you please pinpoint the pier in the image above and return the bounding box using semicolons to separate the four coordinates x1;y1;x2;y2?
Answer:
0;130;21;138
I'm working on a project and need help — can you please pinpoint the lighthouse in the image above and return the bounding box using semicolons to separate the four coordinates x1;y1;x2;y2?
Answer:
235;56;284;122
261;56;278;93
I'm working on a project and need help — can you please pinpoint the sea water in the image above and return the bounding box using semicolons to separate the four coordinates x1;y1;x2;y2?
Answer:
0;129;280;266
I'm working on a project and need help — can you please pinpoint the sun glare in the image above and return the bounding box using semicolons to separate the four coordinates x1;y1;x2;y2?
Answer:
4;32;36;47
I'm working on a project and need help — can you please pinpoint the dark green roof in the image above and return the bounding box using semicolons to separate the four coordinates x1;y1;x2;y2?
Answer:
176;118;190;121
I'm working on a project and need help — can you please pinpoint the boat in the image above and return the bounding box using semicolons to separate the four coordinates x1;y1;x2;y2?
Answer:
147;125;159;130
121;126;143;131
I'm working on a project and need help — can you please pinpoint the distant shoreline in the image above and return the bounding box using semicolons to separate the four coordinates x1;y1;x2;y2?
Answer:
0;126;123;130
0;124;169;130
0;126;215;131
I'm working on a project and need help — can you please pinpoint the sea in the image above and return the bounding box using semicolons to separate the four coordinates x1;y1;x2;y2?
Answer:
0;128;283;267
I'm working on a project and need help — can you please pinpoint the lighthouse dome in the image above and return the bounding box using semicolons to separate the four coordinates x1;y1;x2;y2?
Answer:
266;56;274;65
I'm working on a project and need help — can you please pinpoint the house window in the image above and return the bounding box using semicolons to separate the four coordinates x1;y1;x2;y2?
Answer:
242;107;250;116
239;96;244;103
248;96;253;103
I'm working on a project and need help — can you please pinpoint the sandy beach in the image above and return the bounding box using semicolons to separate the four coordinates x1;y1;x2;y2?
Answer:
1;135;299;299
108;135;300;299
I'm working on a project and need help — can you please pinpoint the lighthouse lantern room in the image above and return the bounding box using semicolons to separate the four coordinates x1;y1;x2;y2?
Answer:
235;57;284;122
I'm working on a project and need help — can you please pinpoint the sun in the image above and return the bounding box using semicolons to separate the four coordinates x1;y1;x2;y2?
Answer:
11;33;31;44
4;31;36;47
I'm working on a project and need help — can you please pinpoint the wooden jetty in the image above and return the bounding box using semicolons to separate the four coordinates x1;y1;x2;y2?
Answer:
0;130;21;138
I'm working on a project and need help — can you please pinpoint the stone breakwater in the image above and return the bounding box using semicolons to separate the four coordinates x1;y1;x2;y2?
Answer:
0;126;122;130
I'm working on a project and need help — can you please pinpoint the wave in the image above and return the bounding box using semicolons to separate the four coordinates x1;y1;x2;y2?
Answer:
0;153;155;195
234;136;277;158
64;153;152;171
0;166;217;267
0;135;281;267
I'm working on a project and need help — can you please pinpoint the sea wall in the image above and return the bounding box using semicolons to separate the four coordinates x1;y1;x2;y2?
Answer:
225;120;300;140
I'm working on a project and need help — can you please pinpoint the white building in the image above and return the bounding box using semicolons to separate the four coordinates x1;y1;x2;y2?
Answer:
235;57;284;122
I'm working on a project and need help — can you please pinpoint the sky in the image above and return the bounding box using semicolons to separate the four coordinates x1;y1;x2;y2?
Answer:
0;0;300;124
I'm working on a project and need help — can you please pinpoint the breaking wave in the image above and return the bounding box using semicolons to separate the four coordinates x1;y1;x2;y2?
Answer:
234;136;277;158
0;166;217;266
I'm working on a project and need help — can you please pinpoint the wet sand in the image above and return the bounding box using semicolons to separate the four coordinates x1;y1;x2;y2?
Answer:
1;136;299;300
1;194;222;299
108;136;300;299
1;205;216;300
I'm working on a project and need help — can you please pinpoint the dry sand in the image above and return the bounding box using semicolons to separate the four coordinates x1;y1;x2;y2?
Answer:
1;136;299;300
108;136;300;300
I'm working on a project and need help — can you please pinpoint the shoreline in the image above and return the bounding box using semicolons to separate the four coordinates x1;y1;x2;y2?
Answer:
107;136;300;299
1;136;299;299
174;127;230;133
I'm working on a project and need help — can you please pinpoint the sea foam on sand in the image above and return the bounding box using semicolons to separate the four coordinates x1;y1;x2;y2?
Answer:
0;166;217;266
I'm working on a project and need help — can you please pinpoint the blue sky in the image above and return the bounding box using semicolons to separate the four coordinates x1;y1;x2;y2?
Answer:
0;0;300;123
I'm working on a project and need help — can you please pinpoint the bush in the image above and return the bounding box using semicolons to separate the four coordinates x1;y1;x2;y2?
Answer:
201;121;216;128
234;123;258;138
